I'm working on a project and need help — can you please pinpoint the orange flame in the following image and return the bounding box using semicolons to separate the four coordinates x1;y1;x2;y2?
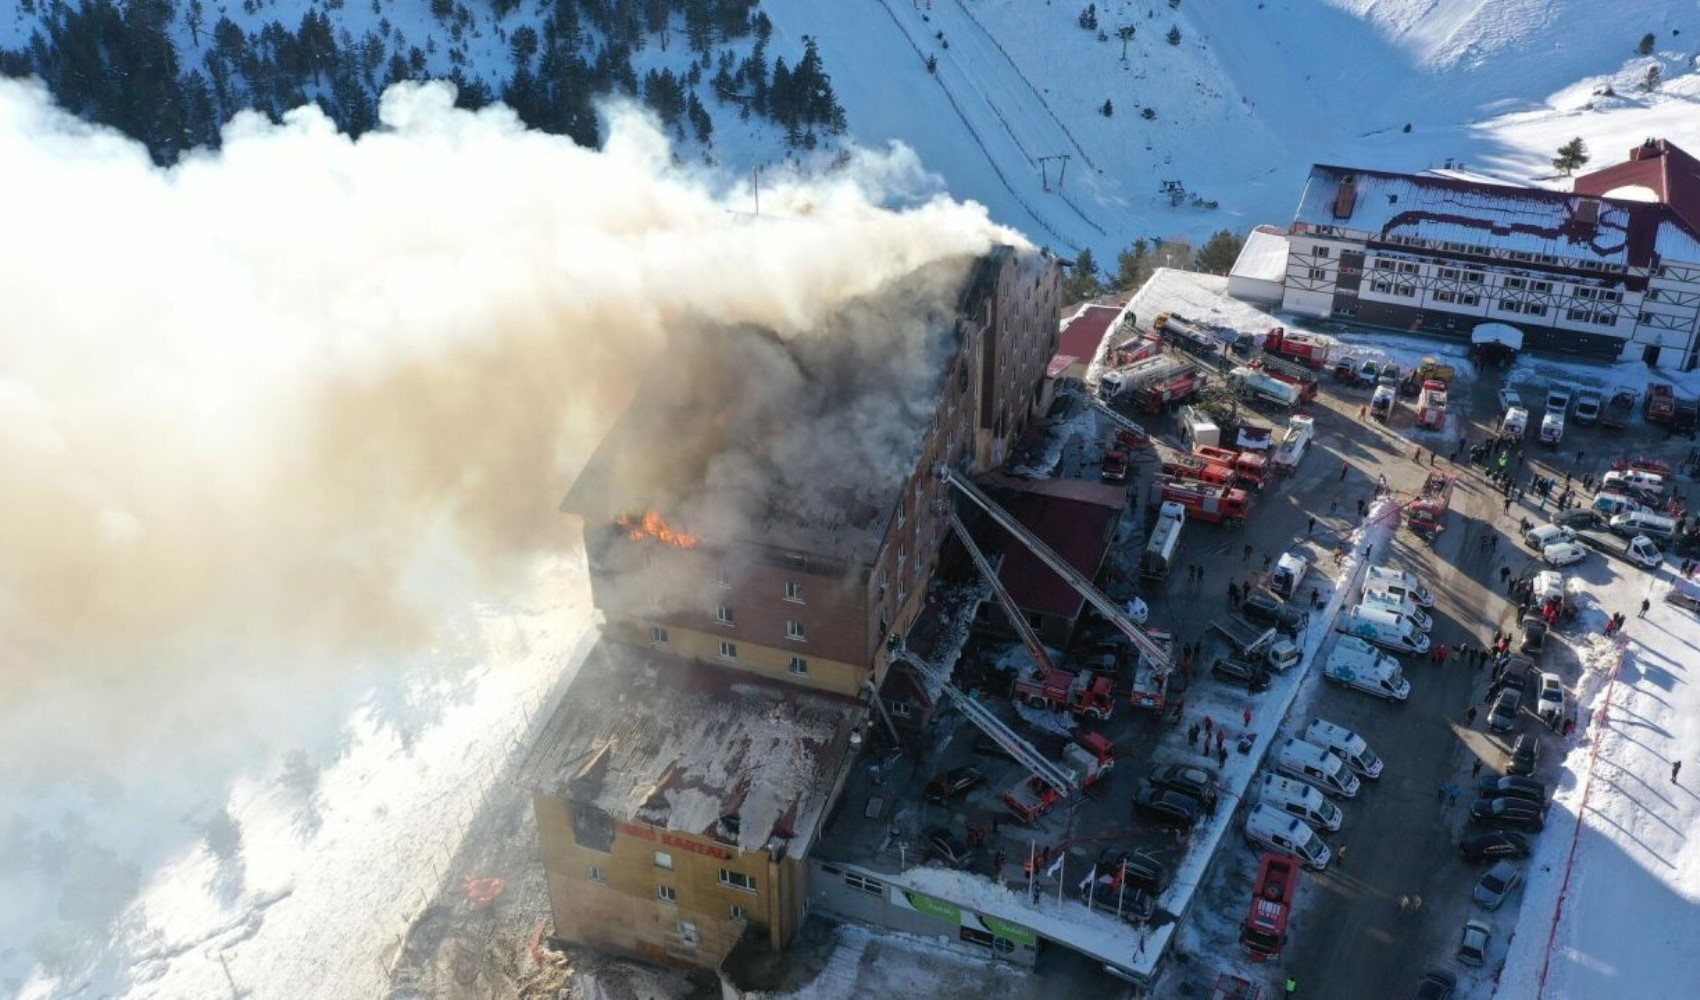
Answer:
615;510;701;549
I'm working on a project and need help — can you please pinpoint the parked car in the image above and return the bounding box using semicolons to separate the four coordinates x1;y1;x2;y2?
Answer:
1537;673;1566;726
1488;688;1522;733
1457;918;1493;966
1412;970;1456;1000
1519;617;1548;656
1132;783;1202;828
1147;763;1220;809
1552;507;1601;529
1459;830;1532;862
1473;860;1524;911
925;765;987;804
924;827;975;868
1211;656;1272;693
1543;541;1588;567
1499;386;1523;412
1497;654;1536;693
1241;592;1309;637
1477;774;1547;804
1113;849;1173;893
1469;796;1547;832
1525;524;1576;549
1508;734;1541;776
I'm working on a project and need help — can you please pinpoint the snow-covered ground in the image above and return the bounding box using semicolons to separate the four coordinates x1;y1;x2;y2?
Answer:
768;0;1700;257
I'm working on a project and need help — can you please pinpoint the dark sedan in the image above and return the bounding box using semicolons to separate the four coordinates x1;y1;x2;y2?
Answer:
1477;774;1547;804
1147;763;1220;809
1469;796;1547;832
924;827;974;868
1241;592;1309;637
1412;970;1456;1000
1508;734;1541;776
924;765;987;804
1131;783;1201;829
1519;616;1548;656
1211;656;1272;693
1459;830;1532;862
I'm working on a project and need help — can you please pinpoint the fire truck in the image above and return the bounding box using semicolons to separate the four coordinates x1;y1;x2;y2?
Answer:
1161;454;1236;489
1262;326;1335;369
1239;852;1301;961
1647;381;1677;423
1406;471;1454;537
1416;379;1448;430
1130;364;1206;415
1011;666;1116;720
1152;476;1252;527
1001;732;1116;822
1101;449;1129;483
1194;444;1269;491
1131;627;1176;709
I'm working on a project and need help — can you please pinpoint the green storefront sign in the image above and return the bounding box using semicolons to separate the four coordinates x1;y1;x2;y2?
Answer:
902;891;962;924
899;891;1037;949
980;915;1038;948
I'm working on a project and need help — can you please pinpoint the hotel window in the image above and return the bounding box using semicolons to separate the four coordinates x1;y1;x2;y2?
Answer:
890;700;914;719
677;920;699;948
1395;284;1415;297
784;580;804;603
716;606;735;626
1504;277;1526;290
588;866;606;883
1498;300;1518;312
786;620;807;641
1525;304;1547;317
1434;291;1456;303
1465;271;1484;282
1531;281;1552;293
654;851;674;870
650;626;669;645
719;641;738;660
1398;262;1418;274
1439;267;1460;280
1307;268;1325;280
1458;294;1479;306
658;885;677;903
1315;246;1331;258
845;872;885;895
719;869;757;892
1374;259;1394;270
730;905;748;921
788;656;809;676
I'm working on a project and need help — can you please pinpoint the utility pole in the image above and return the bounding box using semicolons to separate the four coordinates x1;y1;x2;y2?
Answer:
1039;154;1070;193
751;166;761;216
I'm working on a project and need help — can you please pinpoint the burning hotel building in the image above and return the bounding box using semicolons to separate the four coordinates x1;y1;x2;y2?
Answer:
519;245;1061;969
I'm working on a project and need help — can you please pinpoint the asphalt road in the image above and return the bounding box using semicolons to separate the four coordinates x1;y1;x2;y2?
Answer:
1279;363;1623;998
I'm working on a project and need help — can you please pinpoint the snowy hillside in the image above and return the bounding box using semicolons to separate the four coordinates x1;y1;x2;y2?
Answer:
766;0;1700;257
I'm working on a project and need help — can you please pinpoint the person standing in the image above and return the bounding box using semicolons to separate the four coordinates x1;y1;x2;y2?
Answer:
1674;760;1683;782
1465;705;1478;727
1243;707;1254;727
1640;598;1651;618
1471;759;1484;778
1340;461;1349;482
1307;514;1316;535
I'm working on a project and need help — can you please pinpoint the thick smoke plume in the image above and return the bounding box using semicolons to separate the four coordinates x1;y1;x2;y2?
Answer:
0;77;1021;980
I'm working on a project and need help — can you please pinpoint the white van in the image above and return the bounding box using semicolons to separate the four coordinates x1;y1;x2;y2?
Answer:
1361;583;1433;632
1524;523;1576;549
1366;565;1434;608
1539;410;1564;445
1275;737;1361;799
1337;605;1430;656
1501;406;1528;440
1245;803;1332;871
1601;469;1665;497
1258;774;1344;832
1610;510;1677;541
1302;719;1384;780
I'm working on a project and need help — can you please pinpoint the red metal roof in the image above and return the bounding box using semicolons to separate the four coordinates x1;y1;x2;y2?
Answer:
1058;304;1124;370
990;480;1123;621
1574;138;1700;234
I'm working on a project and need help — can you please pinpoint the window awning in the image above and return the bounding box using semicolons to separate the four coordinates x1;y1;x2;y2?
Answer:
1471;323;1525;350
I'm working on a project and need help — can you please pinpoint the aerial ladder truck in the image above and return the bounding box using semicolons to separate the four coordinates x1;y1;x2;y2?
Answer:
940;467;1175;710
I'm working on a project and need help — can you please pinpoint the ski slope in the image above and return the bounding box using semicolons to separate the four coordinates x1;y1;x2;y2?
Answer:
771;0;1700;257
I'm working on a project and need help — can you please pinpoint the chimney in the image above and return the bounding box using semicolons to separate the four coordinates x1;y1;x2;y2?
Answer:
1575;199;1601;227
1333;175;1358;220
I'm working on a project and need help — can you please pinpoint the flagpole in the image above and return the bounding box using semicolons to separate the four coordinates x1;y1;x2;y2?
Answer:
1056;855;1065;905
1117;859;1127;918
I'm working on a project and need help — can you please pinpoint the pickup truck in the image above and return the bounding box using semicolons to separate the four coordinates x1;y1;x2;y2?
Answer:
1208;615;1301;671
1544;388;1572;416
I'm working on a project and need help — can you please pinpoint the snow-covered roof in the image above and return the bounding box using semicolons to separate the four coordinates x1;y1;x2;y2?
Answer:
1229;228;1290;282
519;643;862;856
1417;167;1528;188
1293;164;1700;269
